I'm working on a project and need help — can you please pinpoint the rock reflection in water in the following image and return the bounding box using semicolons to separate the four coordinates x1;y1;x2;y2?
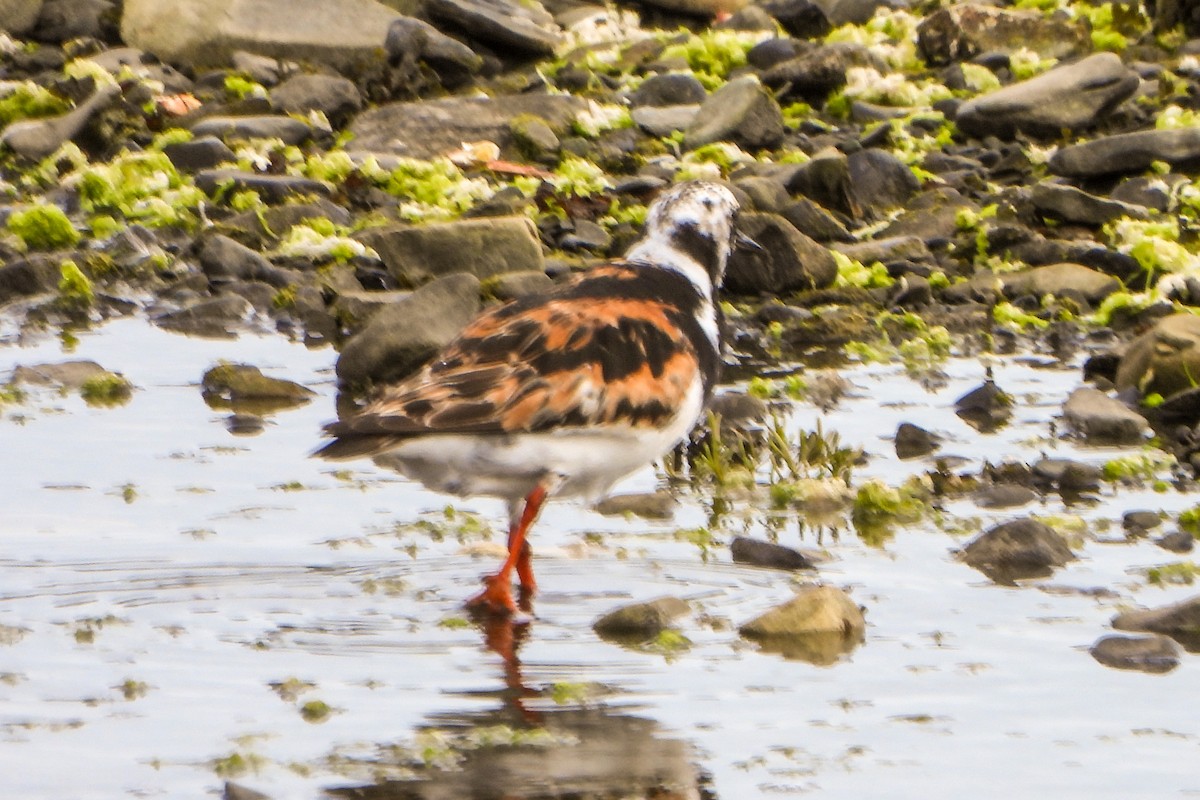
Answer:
327;616;704;800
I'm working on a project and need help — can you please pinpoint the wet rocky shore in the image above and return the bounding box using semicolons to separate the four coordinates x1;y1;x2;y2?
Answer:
3;0;1200;796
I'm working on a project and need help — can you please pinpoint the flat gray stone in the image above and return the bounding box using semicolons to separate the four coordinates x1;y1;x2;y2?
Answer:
120;0;401;71
684;75;785;152
631;105;699;137
188;115;312;145
423;0;561;55
356;216;543;288
1063;388;1149;444
1030;182;1148;225
346;93;586;161
917;3;1089;65
956;53;1139;139
1050;127;1200;178
960;518;1076;583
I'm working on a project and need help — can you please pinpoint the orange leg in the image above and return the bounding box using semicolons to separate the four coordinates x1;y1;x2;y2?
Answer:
465;483;550;615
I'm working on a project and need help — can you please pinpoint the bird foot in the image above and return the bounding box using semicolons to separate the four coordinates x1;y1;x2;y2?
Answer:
464;575;517;616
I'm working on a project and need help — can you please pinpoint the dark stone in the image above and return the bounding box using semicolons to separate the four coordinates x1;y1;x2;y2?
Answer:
593;596;689;639
1123;510;1163;532
848;148;920;214
1156;530;1195;553
1062;387;1148;444
731;536;816;570
197;234;294;289
161;136;236;172
0;256;58;305
960;518;1076;583
385;15;482;86
972;484;1037;509
725;212;837;294
270;74;363;124
759;0;830;38
917;3;1089;66
594;492;676;519
762;42;881;101
779;198;851;243
32;0;114;42
1030;182;1148;226
1089;634;1182;673
894;422;939;459
1112;594;1200;652
1050;128;1200;178
188;115;312;145
195;170;331;203
628;73;707;108
954;379;1012;431
423;0;561;56
335;273;482;390
683;76;785;152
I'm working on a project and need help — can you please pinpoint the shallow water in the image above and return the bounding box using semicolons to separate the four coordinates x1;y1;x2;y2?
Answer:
1;317;1197;799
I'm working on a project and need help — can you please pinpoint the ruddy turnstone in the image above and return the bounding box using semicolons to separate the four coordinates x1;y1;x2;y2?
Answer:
315;181;748;614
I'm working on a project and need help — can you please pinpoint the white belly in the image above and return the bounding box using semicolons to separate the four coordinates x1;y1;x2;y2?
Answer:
375;377;705;503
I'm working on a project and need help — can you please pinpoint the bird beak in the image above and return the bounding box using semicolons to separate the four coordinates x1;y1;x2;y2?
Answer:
735;231;763;252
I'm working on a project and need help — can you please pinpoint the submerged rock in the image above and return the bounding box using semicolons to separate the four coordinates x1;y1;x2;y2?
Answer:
201;363;314;404
1112;594;1200;652
894;422;939;459
593;596;689;639
738;584;865;665
11;359;110;389
959;518;1076;583
1089;634;1181;674
730;536;817;570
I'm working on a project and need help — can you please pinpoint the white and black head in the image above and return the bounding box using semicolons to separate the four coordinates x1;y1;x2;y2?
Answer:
627;181;749;293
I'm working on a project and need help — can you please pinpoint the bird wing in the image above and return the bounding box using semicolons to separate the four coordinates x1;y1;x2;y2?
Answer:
315;281;701;458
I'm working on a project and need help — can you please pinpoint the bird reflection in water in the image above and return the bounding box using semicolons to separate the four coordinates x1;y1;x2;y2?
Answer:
327;613;706;800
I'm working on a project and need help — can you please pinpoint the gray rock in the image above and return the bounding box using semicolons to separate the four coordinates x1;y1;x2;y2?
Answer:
0;256;58;305
1156;530;1194;553
780;151;857;217
848;148;919;214
32;0;112;42
738;584;865;664
761;42;882;101
161;136;237;172
833;235;932;266
0;83;120;161
954;379;1012;431
1123;510;1162;532
594;492;677;519
335;273;482;389
631;105;699;137
960;518;1076;583
973;484;1037;509
882;186;974;242
559;219;611;252
917;3;1089;65
894;421;939;459
385;16;482;86
195;169;331;202
200;363;314;403
733;176;790;212
189;115;312;145
730;536;816;570
1089;634;1182;674
356;216;543;288
780;198;851;242
231;51;283;85
347;93;586;161
198;234;294;289
424;0;561;56
684;76;785;152
120;0;401;71
1050;128;1200;178
11;360;109;389
1062;387;1148;444
725;212;837;294
629;73;707;107
593;596;689;639
88;48;195;93
999;263;1121;304
153;295;255;338
0;0;43;34
1115;313;1200;398
759;0;830;38
270;75;363;123
331;289;410;330
224;781;273;800
1112;594;1200;651
955;53;1139;139
484;270;553;301
1030;182;1148;226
